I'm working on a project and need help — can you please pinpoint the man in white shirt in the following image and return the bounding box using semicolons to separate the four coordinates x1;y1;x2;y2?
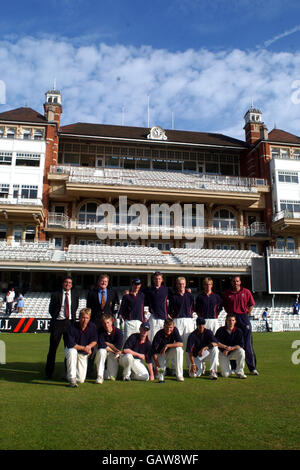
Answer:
5;287;15;316
45;277;79;379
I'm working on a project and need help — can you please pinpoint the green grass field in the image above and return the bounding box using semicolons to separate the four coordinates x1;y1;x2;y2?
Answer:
0;331;299;450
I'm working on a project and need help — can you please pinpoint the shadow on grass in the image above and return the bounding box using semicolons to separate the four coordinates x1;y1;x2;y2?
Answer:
0;361;68;386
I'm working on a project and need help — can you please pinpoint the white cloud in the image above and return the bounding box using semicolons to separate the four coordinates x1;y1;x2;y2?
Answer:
0;37;300;139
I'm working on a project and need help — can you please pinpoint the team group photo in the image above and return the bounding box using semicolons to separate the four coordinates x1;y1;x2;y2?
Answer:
44;272;258;387
1;0;300;455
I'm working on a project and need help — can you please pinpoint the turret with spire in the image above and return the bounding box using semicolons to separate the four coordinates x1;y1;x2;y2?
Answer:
243;103;268;145
43;79;62;127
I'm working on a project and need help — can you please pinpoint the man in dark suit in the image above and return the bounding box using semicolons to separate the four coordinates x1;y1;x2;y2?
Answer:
45;277;79;379
87;274;119;329
86;273;119;377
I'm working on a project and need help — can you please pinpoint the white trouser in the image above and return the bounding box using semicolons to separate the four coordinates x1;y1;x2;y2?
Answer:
219;348;246;377
119;353;149;381
189;346;219;377
173;317;195;368
148;317;165;342
203;319;219;334
173;317;196;344
65;347;88;384
123;320;142;343
95;348;119;379
157;347;183;378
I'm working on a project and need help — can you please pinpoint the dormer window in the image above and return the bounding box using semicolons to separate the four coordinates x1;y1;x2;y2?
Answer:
34;130;44;140
23;129;31;140
293;150;300;159
7;128;16;139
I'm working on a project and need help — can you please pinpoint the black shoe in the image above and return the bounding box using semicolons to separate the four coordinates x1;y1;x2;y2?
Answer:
68;380;78;388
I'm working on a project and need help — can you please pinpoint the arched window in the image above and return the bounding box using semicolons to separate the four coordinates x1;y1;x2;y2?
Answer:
13;225;23;242
78;202;102;226
276;236;295;251
213;209;237;230
276;236;285;251
287;237;295;251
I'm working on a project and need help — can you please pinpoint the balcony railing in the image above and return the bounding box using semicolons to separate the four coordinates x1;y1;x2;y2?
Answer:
267;247;300;256
0;197;43;206
49;165;267;193
273;210;300;222
0;135;44;141
46;213;268;236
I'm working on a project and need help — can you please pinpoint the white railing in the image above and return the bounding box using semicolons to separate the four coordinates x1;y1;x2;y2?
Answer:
267;247;300;256
0;197;43;206
46;213;268;236
273;210;300;222
0;135;44;141
49;165;267;192
47;213;71;227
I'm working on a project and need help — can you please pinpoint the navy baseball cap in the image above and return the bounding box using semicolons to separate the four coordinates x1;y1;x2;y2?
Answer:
132;278;142;285
140;321;150;330
196;317;206;326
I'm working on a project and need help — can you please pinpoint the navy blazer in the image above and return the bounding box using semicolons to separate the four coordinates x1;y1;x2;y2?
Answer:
86;288;119;328
48;289;80;322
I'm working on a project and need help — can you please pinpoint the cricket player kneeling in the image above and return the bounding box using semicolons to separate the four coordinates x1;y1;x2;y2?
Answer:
64;308;98;387
95;314;123;383
215;313;247;379
186;317;219;380
119;322;154;381
152;318;184;382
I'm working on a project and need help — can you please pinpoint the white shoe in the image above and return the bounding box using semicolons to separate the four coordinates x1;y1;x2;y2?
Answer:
250;369;259;375
95;376;103;384
210;370;218;380
176;376;184;382
236;372;247;379
123;376;131;381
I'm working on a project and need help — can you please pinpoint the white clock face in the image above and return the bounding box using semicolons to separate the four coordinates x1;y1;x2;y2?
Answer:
147;126;167;141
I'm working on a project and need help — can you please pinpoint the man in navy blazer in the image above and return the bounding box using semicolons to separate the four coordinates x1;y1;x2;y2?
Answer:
87;273;119;329
45;277;79;379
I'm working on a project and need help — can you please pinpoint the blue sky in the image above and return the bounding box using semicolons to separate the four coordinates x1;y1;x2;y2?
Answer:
1;0;300;139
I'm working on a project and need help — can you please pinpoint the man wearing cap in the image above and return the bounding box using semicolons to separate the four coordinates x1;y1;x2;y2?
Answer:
195;277;222;334
151;318;184;382
119;278;145;342
119;321;154;381
186;317;219;380
222;275;258;375
215;313;247;379
95;314;123;383
143;272;173;342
